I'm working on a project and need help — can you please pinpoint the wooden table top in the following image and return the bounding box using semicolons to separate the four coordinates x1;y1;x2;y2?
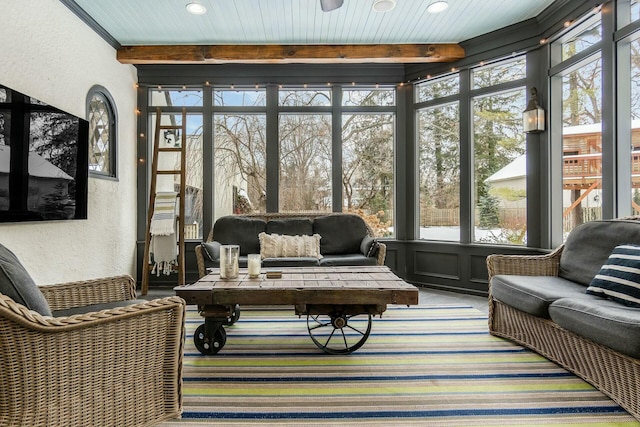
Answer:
175;265;418;307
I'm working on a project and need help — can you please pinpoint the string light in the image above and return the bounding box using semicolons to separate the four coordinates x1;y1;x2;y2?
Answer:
540;38;548;45
564;20;572;27
135;56;533;93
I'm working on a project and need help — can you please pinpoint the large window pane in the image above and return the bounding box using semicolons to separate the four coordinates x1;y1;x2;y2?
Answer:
562;57;602;237
214;89;266;107
279;114;331;212
562;19;601;61
632;0;640;23
149;112;203;239
472;57;526;89
214;114;266;220
418;103;460;241
279;90;331;106
473;89;527;244
342;113;394;237
150;89;203;107
342;89;395;106
630;36;640;214
416;75;459;103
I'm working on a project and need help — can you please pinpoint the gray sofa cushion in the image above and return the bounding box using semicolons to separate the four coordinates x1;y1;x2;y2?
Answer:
313;214;369;255
266;218;313;236
319;254;378;266
0;244;51;316
262;257;319;267
213;216;266;255
559;219;640;286
550;296;640;358
52;299;148;317
490;275;589;318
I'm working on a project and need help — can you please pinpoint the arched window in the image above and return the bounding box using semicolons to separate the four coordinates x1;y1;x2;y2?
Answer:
86;86;116;178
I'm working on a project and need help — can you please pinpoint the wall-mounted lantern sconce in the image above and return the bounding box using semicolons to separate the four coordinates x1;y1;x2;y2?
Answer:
523;87;545;133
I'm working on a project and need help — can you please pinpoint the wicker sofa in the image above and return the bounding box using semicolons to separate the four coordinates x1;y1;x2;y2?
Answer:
487;218;640;420
0;244;185;427
195;213;386;278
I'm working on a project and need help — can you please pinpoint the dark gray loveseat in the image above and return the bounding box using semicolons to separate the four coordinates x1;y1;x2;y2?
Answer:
487;218;640;420
195;213;386;278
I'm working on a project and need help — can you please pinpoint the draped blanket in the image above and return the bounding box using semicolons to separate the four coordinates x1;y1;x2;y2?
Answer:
150;192;177;276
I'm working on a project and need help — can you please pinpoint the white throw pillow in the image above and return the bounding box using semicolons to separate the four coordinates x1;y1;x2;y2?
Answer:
258;233;322;259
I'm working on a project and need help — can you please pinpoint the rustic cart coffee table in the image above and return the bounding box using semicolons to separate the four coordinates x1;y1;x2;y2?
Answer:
174;265;418;355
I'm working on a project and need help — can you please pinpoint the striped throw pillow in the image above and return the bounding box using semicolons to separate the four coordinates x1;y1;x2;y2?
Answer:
586;244;640;308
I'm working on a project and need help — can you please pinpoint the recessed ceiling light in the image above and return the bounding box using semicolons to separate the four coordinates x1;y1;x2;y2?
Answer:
186;2;207;15
373;0;396;12
427;0;448;13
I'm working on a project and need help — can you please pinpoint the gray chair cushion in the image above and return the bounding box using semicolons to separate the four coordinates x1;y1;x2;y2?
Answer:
266;218;313;236
262;257;320;267
549;296;640;359
319;254;378;266
559;219;640;286
490;275;589;318
0;244;51;316
213;216;266;255
52;299;148;317
313;214;369;255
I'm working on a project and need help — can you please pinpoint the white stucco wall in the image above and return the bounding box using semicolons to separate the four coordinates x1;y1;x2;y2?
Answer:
0;0;138;284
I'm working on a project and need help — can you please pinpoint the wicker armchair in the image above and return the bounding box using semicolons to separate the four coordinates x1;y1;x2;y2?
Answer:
487;246;640;421
0;274;185;427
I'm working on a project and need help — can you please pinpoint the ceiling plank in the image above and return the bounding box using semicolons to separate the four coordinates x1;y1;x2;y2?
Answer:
117;44;465;64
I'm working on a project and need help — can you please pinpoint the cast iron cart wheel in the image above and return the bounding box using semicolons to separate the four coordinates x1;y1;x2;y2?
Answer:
194;324;227;355
306;312;372;354
226;304;241;326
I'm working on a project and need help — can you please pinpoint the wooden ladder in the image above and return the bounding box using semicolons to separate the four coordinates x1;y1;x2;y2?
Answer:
141;107;187;295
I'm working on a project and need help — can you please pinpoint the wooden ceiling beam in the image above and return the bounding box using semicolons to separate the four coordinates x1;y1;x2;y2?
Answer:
117;44;464;64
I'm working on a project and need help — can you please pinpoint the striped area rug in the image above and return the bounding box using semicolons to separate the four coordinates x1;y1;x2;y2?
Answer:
159;305;639;426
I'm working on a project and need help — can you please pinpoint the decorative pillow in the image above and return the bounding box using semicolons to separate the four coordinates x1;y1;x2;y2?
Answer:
586;244;640;308
259;233;322;259
360;236;379;258
201;241;221;261
0;244;52;316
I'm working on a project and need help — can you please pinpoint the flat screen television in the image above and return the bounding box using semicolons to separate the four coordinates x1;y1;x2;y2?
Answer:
0;85;88;222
